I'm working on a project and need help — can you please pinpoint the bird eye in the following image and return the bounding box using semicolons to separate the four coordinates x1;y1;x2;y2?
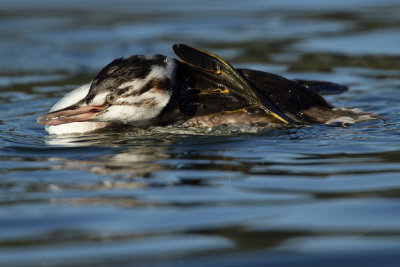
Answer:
106;93;118;104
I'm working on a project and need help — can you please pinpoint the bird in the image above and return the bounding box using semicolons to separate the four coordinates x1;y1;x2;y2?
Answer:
38;44;378;135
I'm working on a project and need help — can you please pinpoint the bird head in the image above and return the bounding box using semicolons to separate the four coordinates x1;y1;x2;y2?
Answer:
38;55;175;127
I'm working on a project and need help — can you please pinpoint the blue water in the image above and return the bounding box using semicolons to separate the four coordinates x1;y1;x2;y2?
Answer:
1;0;400;266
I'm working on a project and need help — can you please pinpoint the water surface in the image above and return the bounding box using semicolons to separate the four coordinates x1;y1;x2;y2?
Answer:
1;0;400;266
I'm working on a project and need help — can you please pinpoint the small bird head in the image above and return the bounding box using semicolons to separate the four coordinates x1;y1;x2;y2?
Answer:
38;55;175;127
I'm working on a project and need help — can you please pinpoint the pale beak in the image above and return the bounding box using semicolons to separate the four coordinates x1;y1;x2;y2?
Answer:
37;103;105;126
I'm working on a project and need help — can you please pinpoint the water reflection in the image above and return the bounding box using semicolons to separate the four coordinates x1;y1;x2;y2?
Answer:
34;124;400;206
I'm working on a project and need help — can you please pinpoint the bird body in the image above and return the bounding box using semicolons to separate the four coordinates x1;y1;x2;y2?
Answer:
38;44;377;135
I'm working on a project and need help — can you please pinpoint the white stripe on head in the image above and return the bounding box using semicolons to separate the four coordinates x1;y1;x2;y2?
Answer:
118;56;175;92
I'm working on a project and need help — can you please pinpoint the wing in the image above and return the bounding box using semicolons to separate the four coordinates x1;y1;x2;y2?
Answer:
237;69;335;124
172;44;291;124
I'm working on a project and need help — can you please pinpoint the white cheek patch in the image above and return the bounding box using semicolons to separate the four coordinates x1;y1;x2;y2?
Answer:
94;90;171;124
124;90;171;120
90;92;108;105
97;104;156;125
99;105;133;122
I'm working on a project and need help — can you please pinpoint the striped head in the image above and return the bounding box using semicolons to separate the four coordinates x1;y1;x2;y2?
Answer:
38;55;176;126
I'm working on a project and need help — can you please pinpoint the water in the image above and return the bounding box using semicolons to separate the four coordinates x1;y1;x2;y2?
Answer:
1;0;400;266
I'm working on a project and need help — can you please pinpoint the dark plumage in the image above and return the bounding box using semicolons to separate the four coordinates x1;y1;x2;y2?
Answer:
156;44;376;127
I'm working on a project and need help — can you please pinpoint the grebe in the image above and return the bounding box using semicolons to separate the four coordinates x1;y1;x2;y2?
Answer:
38;44;377;134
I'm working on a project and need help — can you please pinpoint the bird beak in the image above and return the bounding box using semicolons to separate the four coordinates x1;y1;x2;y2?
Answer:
37;103;105;126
